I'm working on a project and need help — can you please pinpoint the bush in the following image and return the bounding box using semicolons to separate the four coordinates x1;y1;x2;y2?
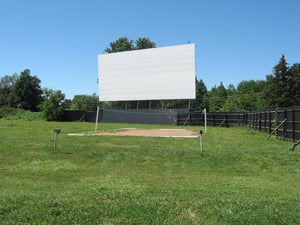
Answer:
40;90;66;121
0;107;44;120
0;106;22;118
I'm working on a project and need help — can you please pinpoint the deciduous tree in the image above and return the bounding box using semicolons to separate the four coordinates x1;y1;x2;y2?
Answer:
237;80;265;110
0;73;18;107
9;69;43;111
41;90;67;121
207;82;227;111
71;94;99;111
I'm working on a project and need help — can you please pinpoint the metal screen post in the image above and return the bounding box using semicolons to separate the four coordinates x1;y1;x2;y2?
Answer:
95;106;100;132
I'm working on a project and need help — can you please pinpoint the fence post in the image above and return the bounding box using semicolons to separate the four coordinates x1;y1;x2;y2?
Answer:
264;112;267;132
292;109;295;141
283;109;287;140
248;113;250;128
258;112;260;130
258;112;261;131
254;112;257;130
268;111;272;134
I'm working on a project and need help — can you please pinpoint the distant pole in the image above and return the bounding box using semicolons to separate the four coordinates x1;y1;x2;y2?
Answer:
203;108;207;133
95;106;100;132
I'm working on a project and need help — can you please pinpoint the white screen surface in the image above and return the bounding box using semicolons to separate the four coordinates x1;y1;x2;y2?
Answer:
98;43;196;101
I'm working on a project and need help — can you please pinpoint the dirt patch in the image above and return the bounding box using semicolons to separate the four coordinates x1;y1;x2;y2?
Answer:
69;128;199;138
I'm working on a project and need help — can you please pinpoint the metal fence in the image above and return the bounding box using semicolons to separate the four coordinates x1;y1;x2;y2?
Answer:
246;108;300;141
177;107;300;141
62;110;100;122
177;112;246;127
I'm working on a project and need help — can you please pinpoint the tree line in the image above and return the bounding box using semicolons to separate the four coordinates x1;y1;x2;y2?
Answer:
203;55;300;111
0;69;99;120
1;37;300;120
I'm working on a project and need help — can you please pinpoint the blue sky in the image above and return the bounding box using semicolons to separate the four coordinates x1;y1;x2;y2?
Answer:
1;0;299;99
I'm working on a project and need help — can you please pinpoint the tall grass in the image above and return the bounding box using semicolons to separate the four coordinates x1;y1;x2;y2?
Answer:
0;118;299;224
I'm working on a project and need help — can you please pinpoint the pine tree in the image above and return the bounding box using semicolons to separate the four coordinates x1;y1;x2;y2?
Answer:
273;55;290;107
264;55;290;108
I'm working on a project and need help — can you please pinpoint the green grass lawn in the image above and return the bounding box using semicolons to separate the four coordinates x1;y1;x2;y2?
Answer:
0;118;300;224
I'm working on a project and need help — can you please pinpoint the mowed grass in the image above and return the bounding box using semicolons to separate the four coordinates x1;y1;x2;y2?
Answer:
0;118;300;224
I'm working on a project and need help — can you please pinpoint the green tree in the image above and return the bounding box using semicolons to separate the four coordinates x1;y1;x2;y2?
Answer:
164;99;190;109
9;69;43;111
0;73;18;107
274;55;290;107
237;80;265;110
221;84;239;111
71;94;99;111
41;88;55;100
264;74;277;108
41;90;67;121
287;63;300;106
105;37;156;53
135;37;156;49
264;55;290;108
191;79;208;111
105;37;134;53
222;95;239;112
207;82;227;111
